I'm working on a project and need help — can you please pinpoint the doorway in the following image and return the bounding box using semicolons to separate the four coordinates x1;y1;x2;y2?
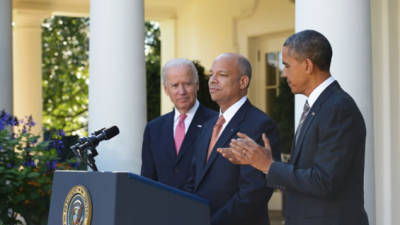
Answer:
248;31;294;223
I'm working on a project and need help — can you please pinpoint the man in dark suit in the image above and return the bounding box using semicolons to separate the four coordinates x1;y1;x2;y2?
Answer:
141;58;216;190
219;30;369;225
187;53;280;225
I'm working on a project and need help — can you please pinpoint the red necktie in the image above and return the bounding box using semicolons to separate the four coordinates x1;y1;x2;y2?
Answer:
174;114;187;154
207;115;225;161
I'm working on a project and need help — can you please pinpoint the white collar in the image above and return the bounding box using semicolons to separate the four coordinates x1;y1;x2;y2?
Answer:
308;76;335;107
174;99;199;122
219;96;247;125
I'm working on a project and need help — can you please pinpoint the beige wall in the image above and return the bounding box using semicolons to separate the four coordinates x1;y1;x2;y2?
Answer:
159;19;177;112
238;0;294;110
236;0;294;56
158;0;295;114
175;0;236;68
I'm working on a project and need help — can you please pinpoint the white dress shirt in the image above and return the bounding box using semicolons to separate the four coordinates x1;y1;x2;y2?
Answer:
307;76;336;107
218;96;247;138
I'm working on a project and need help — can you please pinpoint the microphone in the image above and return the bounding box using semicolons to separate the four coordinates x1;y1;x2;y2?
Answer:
78;125;119;150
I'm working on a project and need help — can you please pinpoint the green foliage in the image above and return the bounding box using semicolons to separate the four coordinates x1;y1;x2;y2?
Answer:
42;18;162;125
42;16;89;136
145;22;161;121
270;77;294;154
0;111;79;225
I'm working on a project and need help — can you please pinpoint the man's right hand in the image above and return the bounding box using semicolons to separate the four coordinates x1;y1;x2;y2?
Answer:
217;132;274;173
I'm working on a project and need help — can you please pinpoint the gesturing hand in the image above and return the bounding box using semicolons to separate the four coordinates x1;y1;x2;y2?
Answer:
217;132;274;173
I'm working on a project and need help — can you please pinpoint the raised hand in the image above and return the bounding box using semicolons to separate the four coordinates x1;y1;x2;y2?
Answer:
217;132;274;173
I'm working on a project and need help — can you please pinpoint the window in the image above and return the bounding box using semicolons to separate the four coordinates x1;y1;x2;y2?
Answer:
265;51;283;115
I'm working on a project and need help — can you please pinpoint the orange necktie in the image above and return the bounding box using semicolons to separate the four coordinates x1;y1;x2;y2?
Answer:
207;115;225;161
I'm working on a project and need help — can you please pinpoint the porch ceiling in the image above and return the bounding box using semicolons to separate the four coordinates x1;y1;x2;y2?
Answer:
12;0;259;21
12;0;191;19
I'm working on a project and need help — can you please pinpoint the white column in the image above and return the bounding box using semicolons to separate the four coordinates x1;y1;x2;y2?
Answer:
0;0;12;114
13;10;48;134
89;0;146;173
371;0;400;224
295;0;375;224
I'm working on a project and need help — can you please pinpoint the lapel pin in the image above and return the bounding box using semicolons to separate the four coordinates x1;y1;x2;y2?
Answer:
311;112;315;116
197;125;202;128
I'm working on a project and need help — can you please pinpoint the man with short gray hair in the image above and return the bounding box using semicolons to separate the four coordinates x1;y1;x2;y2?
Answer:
141;58;216;189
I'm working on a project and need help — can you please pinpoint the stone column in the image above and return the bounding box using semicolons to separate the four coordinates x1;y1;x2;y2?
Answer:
13;10;49;134
371;0;400;224
0;0;12;114
89;0;146;173
295;0;375;223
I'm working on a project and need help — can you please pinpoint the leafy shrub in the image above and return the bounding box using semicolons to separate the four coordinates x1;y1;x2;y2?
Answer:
0;111;80;225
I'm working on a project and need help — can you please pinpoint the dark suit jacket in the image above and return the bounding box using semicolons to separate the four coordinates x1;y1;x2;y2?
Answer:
267;81;369;225
188;100;280;225
141;104;216;189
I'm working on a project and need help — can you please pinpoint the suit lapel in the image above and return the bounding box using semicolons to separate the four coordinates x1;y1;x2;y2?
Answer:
291;81;341;164
197;101;250;185
164;110;178;160
175;105;207;165
290;110;316;164
195;117;215;186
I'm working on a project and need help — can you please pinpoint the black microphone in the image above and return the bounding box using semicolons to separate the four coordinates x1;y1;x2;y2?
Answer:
78;125;119;150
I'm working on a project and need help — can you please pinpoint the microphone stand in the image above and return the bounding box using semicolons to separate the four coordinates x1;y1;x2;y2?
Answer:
70;127;119;172
71;136;100;171
86;146;98;171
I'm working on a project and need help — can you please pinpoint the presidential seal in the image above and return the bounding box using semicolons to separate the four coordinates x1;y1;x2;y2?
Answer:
63;185;92;225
